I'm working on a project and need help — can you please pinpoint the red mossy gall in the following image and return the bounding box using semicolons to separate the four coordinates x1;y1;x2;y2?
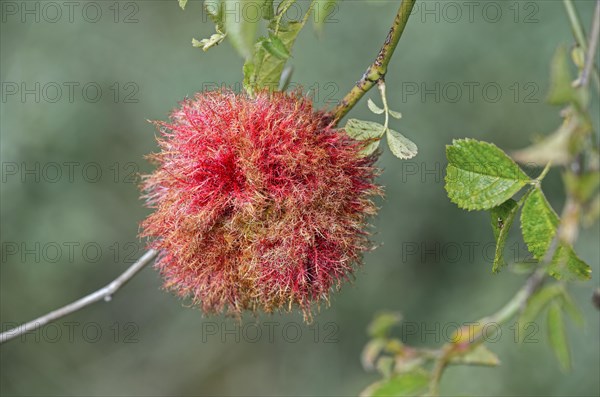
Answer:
140;89;382;320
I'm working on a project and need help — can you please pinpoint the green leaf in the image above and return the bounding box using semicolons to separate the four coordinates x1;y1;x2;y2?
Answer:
547;45;576;105
376;356;395;379
223;0;259;58
178;0;188;9
571;45;585;69
361;369;430;397
521;188;559;258
449;344;500;367
512;113;578;167
547;302;571;371
192;29;226;51
244;20;304;91
368;311;402;338
563;171;600;203
345;119;386;140
276;0;297;15
386;129;417;159
242;60;256;93
489;198;521;272
520;188;591;280
559;290;584;327
361;141;381;157
204;0;223;22
262;0;274;20
388;109;402;119
367;98;385;114
192;1;228;53
547;45;587;107
361;338;387;370
445;139;530;210
547;244;592;281
518;283;564;331
261;34;290;60
344;119;385;156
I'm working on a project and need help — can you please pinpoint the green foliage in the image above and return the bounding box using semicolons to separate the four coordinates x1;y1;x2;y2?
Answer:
448;344;500;367
521;188;591;280
242;0;331;92
192;27;226;52
520;188;560;259
445;139;530;211
357;87;416;160
547;301;571;371
182;0;327;92
261;34;291;60
388;109;402;119
363;3;598;394
244;20;304;92
547;244;591;281
489;198;521;272
223;0;259;58
262;0;275;20
367;98;385;115
518;283;565;327
367;311;402;338
558;289;584;327
563;170;600;203
386;128;418;160
511;108;582;167
361;312;503;396
547;45;587;107
190;1;228;52
445;139;591;280
516;282;584;370
362;369;430;397
343;119;386;156
343;118;417;159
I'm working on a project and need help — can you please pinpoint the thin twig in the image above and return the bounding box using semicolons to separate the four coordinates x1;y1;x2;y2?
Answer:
330;0;416;122
578;0;600;88
564;0;589;51
564;0;600;91
0;249;158;344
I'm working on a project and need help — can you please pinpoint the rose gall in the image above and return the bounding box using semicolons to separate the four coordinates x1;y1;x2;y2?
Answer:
140;89;382;320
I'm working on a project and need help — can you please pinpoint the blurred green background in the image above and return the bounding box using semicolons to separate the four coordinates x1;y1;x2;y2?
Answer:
1;0;599;395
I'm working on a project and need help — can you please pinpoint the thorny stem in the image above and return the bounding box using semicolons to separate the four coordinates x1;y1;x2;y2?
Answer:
0;249;158;344
330;0;416;123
